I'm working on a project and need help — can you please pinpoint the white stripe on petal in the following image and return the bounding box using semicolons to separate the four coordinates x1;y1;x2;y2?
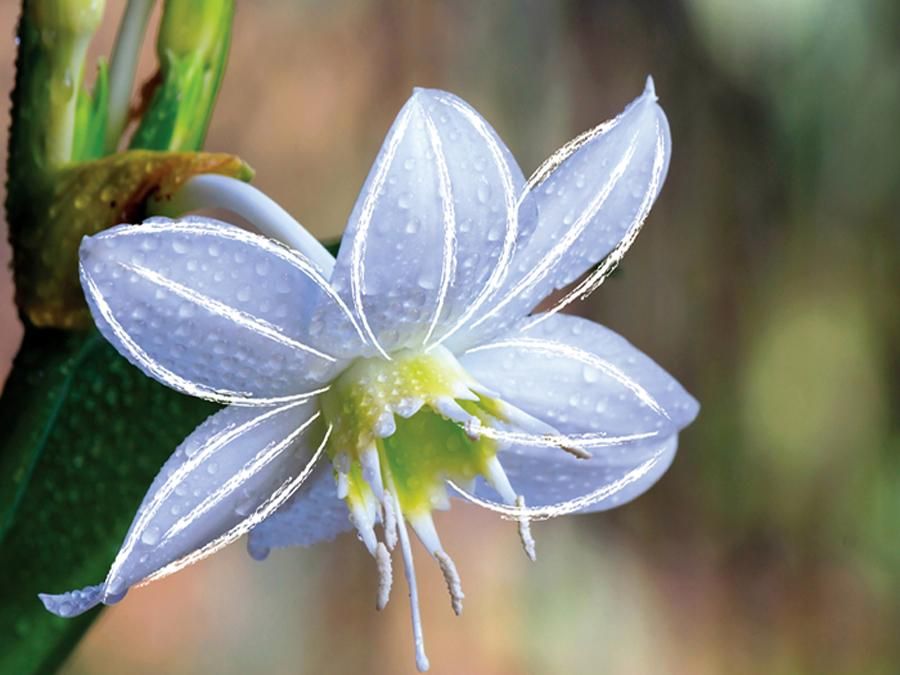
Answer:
348;104;415;360
144;425;331;583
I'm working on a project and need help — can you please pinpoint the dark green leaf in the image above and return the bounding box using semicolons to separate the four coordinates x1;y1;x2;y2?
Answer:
0;327;217;675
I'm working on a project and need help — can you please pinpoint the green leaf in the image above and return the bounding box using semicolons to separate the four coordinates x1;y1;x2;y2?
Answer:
0;326;217;675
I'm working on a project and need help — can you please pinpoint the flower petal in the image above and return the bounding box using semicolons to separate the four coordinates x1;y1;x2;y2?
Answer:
39;400;326;617
80;217;362;404
464;434;678;514
322;88;530;358
246;464;352;560
450;78;671;350
460;313;698;449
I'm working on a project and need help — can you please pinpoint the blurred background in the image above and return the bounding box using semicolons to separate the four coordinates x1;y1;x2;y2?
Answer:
1;1;898;673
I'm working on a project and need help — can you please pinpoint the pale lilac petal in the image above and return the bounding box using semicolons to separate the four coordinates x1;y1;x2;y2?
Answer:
460;313;698;447
450;79;671;350
246;464;352;560
39;400;326;617
464;434;678;514
80;218;361;404
319;88;531;358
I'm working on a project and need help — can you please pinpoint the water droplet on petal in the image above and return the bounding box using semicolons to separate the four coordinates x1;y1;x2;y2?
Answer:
141;526;161;546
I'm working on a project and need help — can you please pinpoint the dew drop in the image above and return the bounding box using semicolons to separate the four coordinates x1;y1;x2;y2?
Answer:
141;526;161;546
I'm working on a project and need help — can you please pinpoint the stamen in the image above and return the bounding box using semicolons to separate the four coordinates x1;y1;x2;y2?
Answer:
483;456;517;504
515;495;537;562
409;513;465;616
559;444;593;460
382;492;398;550
375;542;393;611
349;498;378;555
395;397;425;418
392;492;430;672
374;411;397;438
334;452;350;499
497;400;592;459
360;445;385;499
434;551;464;616
430;490;451;511
467;381;501;399
433;397;478;427
407;512;443;553
495;400;552;431
464;417;482;440
452;383;480;401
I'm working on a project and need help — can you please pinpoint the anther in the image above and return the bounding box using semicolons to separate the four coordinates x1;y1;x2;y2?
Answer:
409;513;466;616
464;417;482;440
433;397;478;427
375;542;393;611
435;551;464;615
382;492;398;550
560;444;592;460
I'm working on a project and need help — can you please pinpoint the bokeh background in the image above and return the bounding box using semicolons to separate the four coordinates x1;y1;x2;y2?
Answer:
2;1;898;673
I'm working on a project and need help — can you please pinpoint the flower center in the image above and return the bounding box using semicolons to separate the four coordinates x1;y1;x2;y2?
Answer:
317;345;539;672
320;345;502;515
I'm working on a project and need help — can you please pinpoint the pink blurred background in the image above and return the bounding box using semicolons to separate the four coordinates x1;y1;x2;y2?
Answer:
2;2;898;674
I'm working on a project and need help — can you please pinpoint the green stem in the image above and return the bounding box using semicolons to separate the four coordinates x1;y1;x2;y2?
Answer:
105;0;156;152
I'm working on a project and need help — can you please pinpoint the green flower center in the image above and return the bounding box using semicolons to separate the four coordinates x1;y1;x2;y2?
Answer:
319;346;501;516
317;346;541;671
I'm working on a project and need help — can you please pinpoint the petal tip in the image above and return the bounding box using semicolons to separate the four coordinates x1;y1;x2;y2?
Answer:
78;233;97;259
38;583;106;618
643;75;658;101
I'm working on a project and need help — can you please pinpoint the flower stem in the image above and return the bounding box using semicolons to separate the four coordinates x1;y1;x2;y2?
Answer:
105;0;155;152
152;174;336;274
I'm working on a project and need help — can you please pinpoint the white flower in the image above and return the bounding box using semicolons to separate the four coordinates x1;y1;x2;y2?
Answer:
40;78;697;672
